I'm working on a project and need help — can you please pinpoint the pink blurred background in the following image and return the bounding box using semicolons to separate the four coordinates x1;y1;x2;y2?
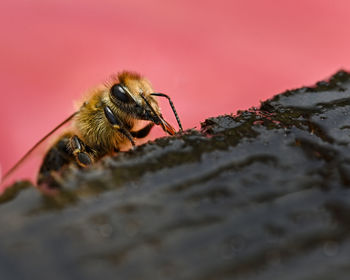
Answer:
1;0;350;188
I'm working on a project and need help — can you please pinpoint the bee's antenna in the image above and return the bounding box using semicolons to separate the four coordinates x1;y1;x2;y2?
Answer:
1;111;78;184
151;93;183;131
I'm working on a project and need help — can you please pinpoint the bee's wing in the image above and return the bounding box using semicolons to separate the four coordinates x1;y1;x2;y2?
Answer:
1;112;78;186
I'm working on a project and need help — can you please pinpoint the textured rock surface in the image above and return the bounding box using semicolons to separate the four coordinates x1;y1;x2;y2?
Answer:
2;70;350;280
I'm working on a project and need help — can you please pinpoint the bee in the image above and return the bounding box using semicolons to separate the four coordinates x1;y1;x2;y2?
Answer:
2;71;183;187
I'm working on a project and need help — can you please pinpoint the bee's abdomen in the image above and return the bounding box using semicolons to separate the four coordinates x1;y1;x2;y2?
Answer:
37;134;74;187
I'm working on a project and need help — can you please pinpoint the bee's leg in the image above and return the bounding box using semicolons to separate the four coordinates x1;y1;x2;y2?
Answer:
70;135;94;167
104;105;136;146
37;134;75;187
131;123;155;139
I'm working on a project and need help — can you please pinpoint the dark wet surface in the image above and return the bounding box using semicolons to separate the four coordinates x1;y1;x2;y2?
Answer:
3;70;350;279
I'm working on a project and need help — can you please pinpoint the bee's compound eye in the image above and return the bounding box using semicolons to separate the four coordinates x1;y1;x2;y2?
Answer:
111;84;129;102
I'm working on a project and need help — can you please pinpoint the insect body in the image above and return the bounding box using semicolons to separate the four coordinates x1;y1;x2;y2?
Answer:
3;71;182;187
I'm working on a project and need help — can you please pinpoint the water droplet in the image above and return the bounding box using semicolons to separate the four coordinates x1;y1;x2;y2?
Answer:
323;241;339;257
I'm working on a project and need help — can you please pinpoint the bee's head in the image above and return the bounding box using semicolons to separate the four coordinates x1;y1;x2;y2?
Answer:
108;71;182;135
